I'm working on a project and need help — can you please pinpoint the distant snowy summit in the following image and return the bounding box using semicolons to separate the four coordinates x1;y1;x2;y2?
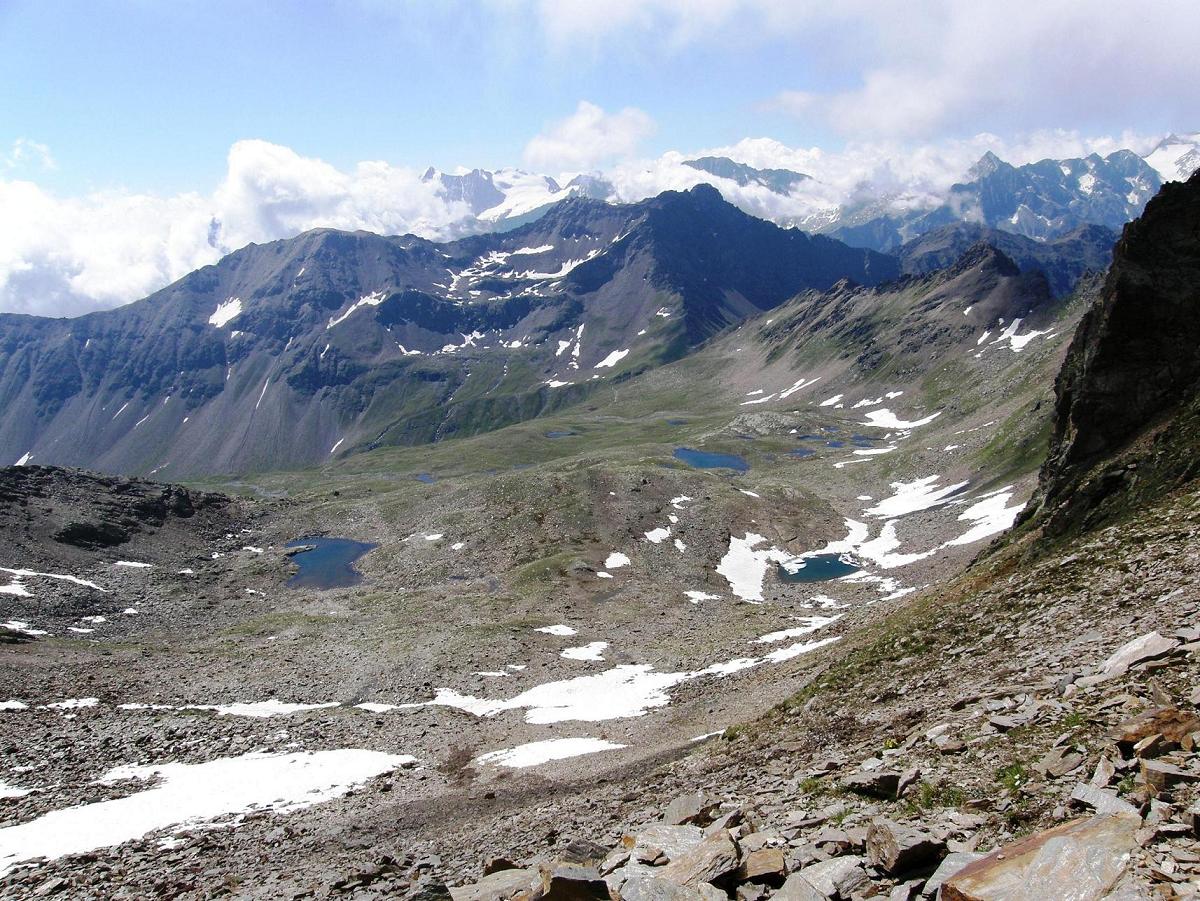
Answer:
1144;133;1200;184
416;138;1200;254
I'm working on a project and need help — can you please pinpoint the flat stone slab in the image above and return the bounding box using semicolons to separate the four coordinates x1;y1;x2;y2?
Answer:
941;813;1139;901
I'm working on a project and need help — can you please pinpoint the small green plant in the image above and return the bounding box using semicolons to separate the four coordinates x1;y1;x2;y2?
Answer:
1060;710;1087;730
905;780;967;814
796;776;826;797
997;761;1029;794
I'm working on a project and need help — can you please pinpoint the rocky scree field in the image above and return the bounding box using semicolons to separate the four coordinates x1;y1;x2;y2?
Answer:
0;175;1197;898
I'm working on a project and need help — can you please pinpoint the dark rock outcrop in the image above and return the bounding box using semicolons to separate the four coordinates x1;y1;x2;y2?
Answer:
0;464;234;569
1024;171;1200;540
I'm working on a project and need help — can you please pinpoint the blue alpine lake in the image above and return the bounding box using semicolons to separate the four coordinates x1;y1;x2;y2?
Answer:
673;447;750;473
778;553;862;583
286;537;377;589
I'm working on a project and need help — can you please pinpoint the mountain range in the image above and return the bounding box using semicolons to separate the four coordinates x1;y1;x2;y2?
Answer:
416;137;1200;252
0;186;896;476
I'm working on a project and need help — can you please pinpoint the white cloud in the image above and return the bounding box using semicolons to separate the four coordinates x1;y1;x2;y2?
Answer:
3;139;56;172
601;127;1170;229
523;101;655;172
0;140;475;317
524;1;1200;141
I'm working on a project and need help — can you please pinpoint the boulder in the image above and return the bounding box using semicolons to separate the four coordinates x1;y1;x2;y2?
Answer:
1140;758;1200;792
865;819;946;876
537;864;610;901
410;879;454;901
1034;746;1084;779
451;868;537;901
791;856;868;899
734;848;787;886
619;877;724;901
1068;783;1140;816
940;813;1139;900
1112;706;1200;753
841;769;901;799
663;793;722;827
657;829;740;888
560;839;611;867
922;852;984;897
771;872;825;901
483;858;521;876
1076;632;1178;687
626;825;705;861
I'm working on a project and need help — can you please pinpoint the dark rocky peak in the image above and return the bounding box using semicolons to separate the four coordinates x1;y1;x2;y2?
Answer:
946;241;1022;279
1025;171;1200;540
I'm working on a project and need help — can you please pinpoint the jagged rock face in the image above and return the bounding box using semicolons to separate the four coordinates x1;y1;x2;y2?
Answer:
0;187;896;478
825;150;1160;252
1031;171;1200;538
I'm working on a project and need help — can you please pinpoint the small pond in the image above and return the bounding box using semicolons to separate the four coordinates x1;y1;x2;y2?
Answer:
673;447;750;473
778;553;862;583
545;430;578;439
286;537;377;590
415;472;436;484
788;447;815;458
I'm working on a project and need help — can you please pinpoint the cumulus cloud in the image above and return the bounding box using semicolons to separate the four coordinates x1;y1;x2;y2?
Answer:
525;0;1200;141
601;128;1170;227
523;101;655;172
0;140;474;317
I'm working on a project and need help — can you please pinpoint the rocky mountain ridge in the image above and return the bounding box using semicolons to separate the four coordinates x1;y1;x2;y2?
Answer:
1022;170;1200;543
0;186;894;477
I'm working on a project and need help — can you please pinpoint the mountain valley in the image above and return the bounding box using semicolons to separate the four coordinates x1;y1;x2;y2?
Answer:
0;160;1198;901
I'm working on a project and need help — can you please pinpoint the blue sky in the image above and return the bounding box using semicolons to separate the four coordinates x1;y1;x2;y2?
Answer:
0;1;852;194
0;0;1196;317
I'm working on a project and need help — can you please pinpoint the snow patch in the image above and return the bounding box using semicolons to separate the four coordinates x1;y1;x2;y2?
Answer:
861;409;942;429
561;642;609;661
535;624;577;637
604;552;631;569
207;297;242;328
594;349;629;369
475;738;625;769
716;533;793;603
0;750;412;876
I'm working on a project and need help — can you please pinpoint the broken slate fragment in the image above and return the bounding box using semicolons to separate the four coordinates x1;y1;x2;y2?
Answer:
1076;632;1179;687
941;813;1139;901
1141;758;1200;792
657;829;740;887
865;819;946;876
841;769;901;799
663;793;722;827
1068;783;1140;816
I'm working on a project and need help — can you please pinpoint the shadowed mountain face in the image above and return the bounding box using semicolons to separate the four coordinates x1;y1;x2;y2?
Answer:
0;186;896;478
898;222;1117;298
758;241;1067;380
1025;171;1200;540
